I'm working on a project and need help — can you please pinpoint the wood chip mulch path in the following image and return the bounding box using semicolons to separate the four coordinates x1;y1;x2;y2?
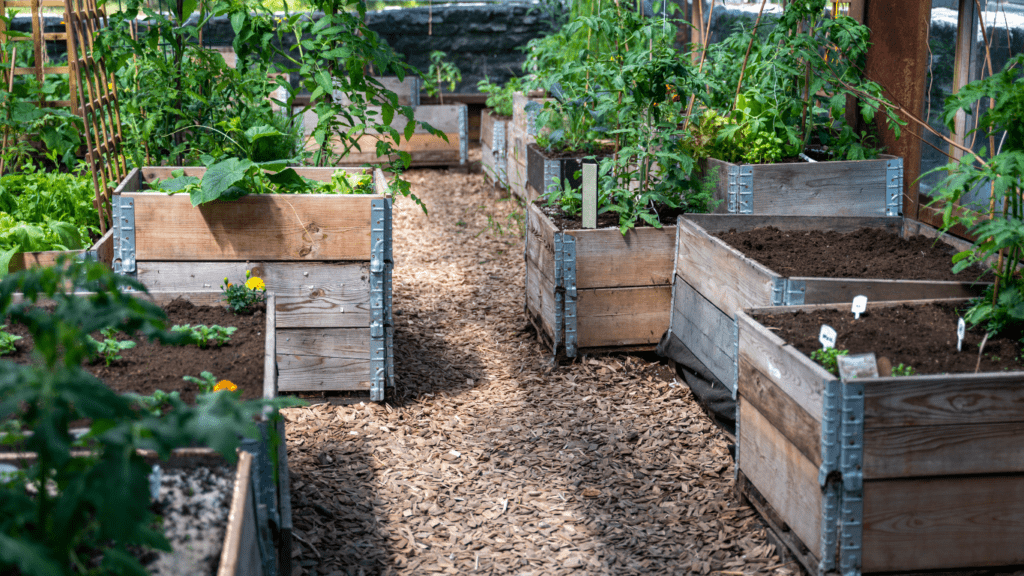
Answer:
281;159;795;576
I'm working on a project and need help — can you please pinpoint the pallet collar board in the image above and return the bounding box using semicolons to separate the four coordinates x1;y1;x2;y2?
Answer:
668;215;986;395
735;300;1024;576
480;109;508;187
110;167;394;401
707;156;903;217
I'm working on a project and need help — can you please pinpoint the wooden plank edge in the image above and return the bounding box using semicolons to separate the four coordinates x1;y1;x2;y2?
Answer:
218;450;253;576
746;298;971;316
735;472;824;576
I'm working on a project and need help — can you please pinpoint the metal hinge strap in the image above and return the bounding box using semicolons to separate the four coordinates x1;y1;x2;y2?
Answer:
553;234;564;352
840;380;865;576
384;198;394;388
369;199;387;401
563;235;578;358
112;195;136;276
785;278;806;306
886;158;903;217
458;105;468;166
819;378;842;573
543;159;560;196
411;76;421;108
731;318;739;398
771;277;787;307
738;165;753;214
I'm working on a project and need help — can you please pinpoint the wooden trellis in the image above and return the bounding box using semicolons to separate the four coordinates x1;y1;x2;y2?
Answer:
0;0;125;233
64;0;126;234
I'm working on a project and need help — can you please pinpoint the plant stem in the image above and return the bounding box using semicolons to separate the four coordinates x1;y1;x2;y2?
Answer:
733;0;769;113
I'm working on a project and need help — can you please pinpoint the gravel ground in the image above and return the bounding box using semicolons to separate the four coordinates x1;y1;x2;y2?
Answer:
281;156;793;576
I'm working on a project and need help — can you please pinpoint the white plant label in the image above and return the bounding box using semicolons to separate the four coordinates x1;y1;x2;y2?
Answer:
819;325;837;349
851;295;868;320
957;317;966;352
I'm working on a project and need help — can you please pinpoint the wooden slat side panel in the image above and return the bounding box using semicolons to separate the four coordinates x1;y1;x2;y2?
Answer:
672;275;737;388
738;398;823;553
276;328;371;392
113;167;142;194
683;214;903;235
8;250;84;273
526;202;558;282
675;218;776;317
750;158;888;216
738;311;828;422
525;256;558;346
738;354;822;468
480;109;495;148
129;194;374;261
801;277;983;304
482;141;497;182
568;226;675;290
91;228;115;266
864;421;1024;479
577;285;670;348
862;475;1024;572
137;262;370;328
862;373;1024;427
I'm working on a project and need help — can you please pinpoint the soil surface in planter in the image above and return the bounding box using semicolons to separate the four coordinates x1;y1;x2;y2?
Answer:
3;299;266;403
757;302;1024;375
717;226;986;281
538;201;685;231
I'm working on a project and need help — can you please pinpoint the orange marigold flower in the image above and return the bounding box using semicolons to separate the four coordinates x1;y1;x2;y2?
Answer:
213;380;237;392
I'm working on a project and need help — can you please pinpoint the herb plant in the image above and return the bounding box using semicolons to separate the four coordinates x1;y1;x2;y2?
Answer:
222;270;267;314
0;324;20;354
0;257;303;576
86;327;137;366
423;51;462;105
172;324;237;348
477;76;522;118
810;347;849;377
183;371;217;394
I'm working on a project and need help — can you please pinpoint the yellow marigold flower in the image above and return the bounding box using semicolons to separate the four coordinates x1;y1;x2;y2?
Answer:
213;380;237;392
245;276;265;291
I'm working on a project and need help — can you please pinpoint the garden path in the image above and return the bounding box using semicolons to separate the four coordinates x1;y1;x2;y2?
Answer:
280;164;795;576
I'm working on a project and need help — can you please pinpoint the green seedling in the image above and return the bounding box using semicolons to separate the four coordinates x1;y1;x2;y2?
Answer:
87;327;136;366
891;363;916;377
172;324;237;348
0;324;21;355
810;347;849;377
183;371;219;394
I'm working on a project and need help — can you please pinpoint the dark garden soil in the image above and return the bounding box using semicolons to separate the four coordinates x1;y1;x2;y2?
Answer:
538;201;683;230
717;226;988;281
538;142;617;160
757;302;1024;375
3;299;266;404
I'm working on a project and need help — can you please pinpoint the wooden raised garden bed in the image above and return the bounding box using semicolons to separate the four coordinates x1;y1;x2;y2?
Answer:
735;299;1024;575
525;143;614;201
111;168;394;402
525;202;674;357
480;108;508;188
668;215;985;393
507;91;549;202
705;155;903;217
8;228;115;273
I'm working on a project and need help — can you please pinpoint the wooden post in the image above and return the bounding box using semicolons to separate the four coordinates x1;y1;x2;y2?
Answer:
948;0;979;162
582;162;597;229
862;0;932;220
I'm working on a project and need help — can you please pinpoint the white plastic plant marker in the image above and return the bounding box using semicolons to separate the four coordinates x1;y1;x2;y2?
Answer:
819;324;837;349
838;353;879;381
957;317;966;352
582;162;597;229
851;295;868;319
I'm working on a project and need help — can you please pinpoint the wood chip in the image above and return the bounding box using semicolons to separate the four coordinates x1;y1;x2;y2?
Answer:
281;151;794;575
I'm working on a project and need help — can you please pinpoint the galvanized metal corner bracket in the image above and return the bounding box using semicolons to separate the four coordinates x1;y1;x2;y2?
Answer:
562;235;578;358
886;158;904;217
553;234;564;352
543;159;560;197
458;105;468;166
726;165;753;214
111;194;136;277
839;379;865;576
819;378;842;574
369;199;389;401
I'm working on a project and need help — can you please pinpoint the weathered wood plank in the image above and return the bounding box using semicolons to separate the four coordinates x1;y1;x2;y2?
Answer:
683;214;903;235
738;354;822;468
747;298;971;316
862;474;1024;572
675;218;777;317
738;311;828;423
141;290;225;308
801;277;982;304
138;166;368;185
672;275;737;389
218;451;257;576
508;154;528;201
752;158;889;216
8;228;114;273
567;225;675;290
137;261;370;328
738;398;823;553
526;202;558;281
276;328;371;392
264;295;277;401
864;421;1024;479
577;285;670;348
862;372;1024;427
480;109;497;149
735;472;821;576
129;193;375;261
525;255;558;347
